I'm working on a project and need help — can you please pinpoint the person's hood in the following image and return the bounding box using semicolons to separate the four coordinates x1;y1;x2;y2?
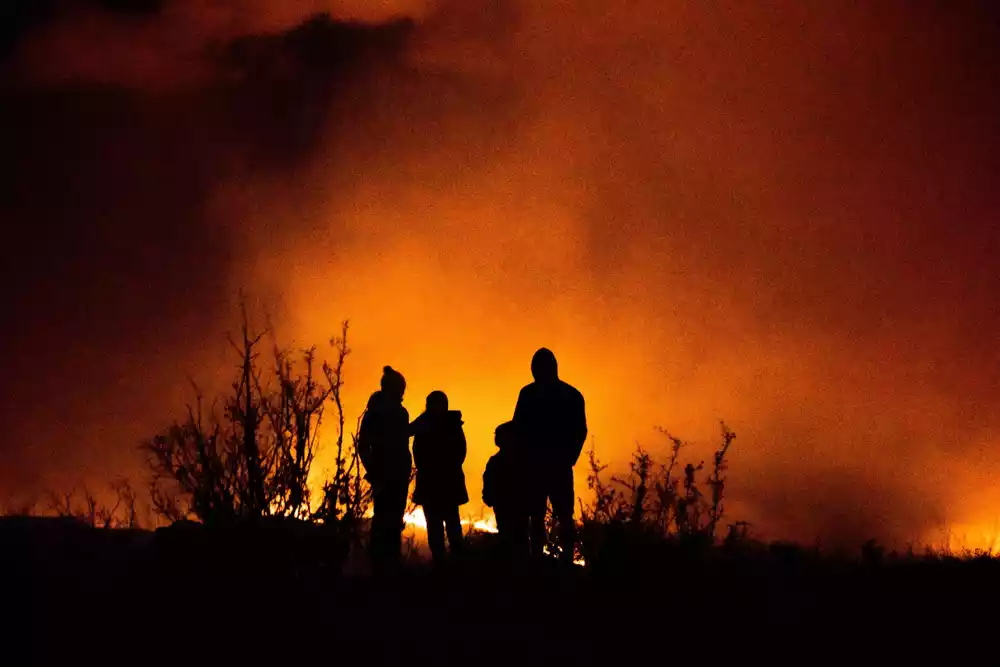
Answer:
412;410;464;432
366;390;400;413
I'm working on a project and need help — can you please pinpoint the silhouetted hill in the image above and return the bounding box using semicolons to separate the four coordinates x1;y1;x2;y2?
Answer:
3;517;997;662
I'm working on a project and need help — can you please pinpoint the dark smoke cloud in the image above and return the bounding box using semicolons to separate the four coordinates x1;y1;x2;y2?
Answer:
2;1;999;548
0;4;417;500
1;0;429;87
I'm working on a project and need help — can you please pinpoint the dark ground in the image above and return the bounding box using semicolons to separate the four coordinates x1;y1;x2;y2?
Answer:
2;516;996;663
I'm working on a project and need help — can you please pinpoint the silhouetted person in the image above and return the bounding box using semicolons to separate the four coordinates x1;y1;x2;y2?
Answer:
484;420;535;559
512;348;587;562
359;365;412;573
411;390;468;565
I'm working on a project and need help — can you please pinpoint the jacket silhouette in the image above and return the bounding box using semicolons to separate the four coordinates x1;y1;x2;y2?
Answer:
483;421;523;510
512;348;587;561
412;408;468;509
484;420;535;557
411;391;468;563
360;391;411;491
512;351;587;469
361;366;411;573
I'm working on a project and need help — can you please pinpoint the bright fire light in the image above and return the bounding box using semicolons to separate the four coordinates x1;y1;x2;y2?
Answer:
358;504;584;564
402;507;499;534
404;508;584;565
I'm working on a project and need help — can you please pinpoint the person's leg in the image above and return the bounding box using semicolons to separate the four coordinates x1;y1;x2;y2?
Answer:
389;484;408;564
528;500;547;559
526;470;549;559
550;466;576;562
370;489;389;571
372;483;408;572
424;505;446;562
444;506;464;555
498;505;526;560
494;506;512;558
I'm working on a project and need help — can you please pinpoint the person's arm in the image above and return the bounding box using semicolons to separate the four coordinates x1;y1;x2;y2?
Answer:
398;408;411;444
398;408;413;472
411;435;424;470
569;392;588;466
482;458;495;507
457;426;468;465
512;386;528;424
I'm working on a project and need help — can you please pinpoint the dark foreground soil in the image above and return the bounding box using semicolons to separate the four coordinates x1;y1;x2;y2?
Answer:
2;517;997;663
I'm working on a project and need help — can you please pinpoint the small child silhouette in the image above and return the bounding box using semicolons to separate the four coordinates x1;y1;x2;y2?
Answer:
484;421;528;557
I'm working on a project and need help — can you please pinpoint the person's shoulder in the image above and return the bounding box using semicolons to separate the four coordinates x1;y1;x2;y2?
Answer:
558;380;584;400
517;382;538;398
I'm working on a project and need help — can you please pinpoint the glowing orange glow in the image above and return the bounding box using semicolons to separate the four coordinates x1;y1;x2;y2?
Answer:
3;2;999;553
399;507;498;535
931;524;1000;555
238;2;1000;550
399;508;585;565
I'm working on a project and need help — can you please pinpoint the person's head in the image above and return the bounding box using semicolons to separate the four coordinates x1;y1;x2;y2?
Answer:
425;390;448;414
530;347;558;383
494;421;515;449
380;365;406;401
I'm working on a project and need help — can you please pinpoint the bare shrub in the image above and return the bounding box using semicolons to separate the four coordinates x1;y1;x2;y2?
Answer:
580;421;740;564
142;306;370;547
43;479;142;529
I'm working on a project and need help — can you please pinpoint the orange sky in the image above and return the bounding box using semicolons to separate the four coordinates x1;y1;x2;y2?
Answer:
2;1;999;548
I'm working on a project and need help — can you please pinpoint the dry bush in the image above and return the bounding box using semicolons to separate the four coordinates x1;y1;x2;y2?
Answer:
142;306;370;547
42;479;143;529
579;421;741;566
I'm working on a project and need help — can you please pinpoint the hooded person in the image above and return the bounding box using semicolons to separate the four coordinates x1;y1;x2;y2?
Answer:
410;390;469;563
511;348;587;562
359;365;412;572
